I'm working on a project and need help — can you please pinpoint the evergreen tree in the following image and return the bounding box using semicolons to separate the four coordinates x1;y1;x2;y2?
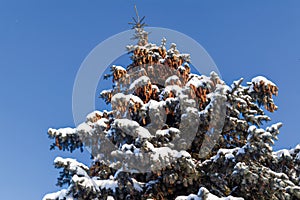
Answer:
43;12;300;200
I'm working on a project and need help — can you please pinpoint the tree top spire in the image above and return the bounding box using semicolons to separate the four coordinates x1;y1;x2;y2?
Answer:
128;5;147;30
128;5;149;46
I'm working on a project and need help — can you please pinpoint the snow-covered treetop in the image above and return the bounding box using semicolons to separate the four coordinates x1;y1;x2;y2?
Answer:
44;10;299;200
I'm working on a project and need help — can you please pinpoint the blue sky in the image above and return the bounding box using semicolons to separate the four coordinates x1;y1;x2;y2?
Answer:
0;0;300;199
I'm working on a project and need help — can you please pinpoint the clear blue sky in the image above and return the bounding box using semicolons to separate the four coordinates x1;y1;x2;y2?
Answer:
0;1;300;199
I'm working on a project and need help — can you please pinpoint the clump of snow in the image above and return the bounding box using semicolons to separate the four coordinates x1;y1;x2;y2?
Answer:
251;76;276;86
248;76;276;92
100;89;112;95
72;175;99;192
113;119;152;139
144;140;155;151
212;148;239;162
112;65;126;71
54;157;89;175
42;189;73;200
136;126;153;139
111;93;127;103
165;75;181;86
111;93;144;105
175;194;200;200
289;144;300;154
162;85;182;97
178;65;186;72
86;110;103;122
273;149;292;160
48;127;76;138
77;122;93;133
94;118;109;129
156;127;180;137
151;84;160;92
129;94;144;104
175;187;244;200
151;147;191;161
199;187;244;200
94;179;118;193
147;99;165;110
113;118;139;130
121;144;136;152
186;75;211;89
129;75;150;90
107;196;115;200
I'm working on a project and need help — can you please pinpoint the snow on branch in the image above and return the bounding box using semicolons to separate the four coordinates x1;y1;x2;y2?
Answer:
48;127;83;152
175;187;244;200
247;76;278;112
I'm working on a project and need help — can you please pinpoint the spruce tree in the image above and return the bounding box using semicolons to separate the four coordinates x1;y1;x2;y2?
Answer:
43;11;300;200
